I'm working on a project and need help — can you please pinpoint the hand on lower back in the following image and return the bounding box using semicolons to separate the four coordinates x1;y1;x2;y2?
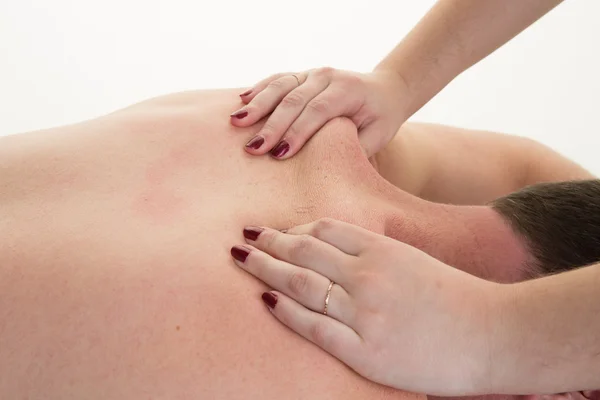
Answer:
230;218;499;395
230;68;411;159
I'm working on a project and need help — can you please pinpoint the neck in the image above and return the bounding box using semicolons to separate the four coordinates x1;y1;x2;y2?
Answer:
300;119;531;282
382;193;531;283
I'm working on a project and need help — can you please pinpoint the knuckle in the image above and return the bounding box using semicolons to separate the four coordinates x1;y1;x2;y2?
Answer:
288;235;314;260
266;79;286;91
287;270;310;296
340;73;363;89
314;66;335;78
280;92;305;108
269;73;287;81
306;98;330;115
312;218;335;238
309;320;330;348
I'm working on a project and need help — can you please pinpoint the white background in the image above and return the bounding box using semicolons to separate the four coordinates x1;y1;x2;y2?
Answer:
1;0;599;174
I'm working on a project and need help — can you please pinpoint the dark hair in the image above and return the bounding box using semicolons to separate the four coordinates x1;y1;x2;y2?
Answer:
491;179;600;276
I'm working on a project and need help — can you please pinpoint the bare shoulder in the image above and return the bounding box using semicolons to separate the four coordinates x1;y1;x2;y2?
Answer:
371;122;595;204
525;138;596;182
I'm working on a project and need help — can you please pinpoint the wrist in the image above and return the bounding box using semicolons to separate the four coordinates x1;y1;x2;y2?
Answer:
371;66;415;122
374;46;463;120
439;278;509;396
465;280;514;396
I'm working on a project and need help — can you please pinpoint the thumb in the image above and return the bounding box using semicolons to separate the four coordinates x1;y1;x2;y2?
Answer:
358;124;388;158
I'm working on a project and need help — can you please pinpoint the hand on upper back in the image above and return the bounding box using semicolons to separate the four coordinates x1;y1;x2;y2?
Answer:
230;68;412;159
230;218;499;395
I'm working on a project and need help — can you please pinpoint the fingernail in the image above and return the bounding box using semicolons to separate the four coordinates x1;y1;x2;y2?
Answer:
280;229;287;233
271;141;290;158
262;292;278;309
245;136;264;150
239;89;253;97
231;246;250;263
230;110;248;119
243;226;264;241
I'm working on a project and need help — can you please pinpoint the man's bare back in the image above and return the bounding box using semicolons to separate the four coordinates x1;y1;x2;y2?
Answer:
0;89;421;399
1;88;593;399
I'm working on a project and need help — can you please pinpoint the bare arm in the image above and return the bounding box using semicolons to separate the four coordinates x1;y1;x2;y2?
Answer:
372;123;594;205
376;0;564;118
488;262;600;394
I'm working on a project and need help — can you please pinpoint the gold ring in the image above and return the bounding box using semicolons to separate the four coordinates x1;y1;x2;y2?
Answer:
291;74;301;86
323;281;334;315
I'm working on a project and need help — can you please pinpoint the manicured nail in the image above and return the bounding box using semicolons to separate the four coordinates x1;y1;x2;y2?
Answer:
240;89;253;97
271;141;290;158
231;246;250;263
262;292;278;309
230;110;248;119
243;226;264;241
245;136;264;150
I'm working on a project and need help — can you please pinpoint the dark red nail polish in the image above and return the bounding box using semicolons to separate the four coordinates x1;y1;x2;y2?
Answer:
262;292;278;309
243;226;264;241
240;89;253;97
230;110;248;119
271;141;290;158
231;246;250;263
245;136;264;150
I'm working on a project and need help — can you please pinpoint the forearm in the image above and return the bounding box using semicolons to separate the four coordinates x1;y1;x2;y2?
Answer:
375;0;563;118
486;263;600;394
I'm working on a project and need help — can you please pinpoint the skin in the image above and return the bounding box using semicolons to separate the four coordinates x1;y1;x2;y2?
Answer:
377;0;565;119
227;0;595;396
231;1;565;161
232;222;600;396
0;89;592;398
373;122;593;205
228;124;597;398
0;89;417;399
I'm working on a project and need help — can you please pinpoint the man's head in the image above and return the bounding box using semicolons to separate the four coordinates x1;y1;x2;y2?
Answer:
470;180;600;400
491;179;600;278
424;180;600;400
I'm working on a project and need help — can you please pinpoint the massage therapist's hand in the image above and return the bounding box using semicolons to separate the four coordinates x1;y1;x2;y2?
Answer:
230;68;411;159
230;218;499;395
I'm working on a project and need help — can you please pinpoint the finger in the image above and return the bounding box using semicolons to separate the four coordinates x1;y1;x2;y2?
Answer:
238;72;288;104
283;218;377;256
249;74;330;156
271;88;348;160
231;74;305;129
358;132;376;158
231;245;355;325
262;290;364;370
242;226;350;285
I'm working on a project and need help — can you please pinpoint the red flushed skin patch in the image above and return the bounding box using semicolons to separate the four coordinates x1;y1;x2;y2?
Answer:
383;199;533;283
131;145;198;223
